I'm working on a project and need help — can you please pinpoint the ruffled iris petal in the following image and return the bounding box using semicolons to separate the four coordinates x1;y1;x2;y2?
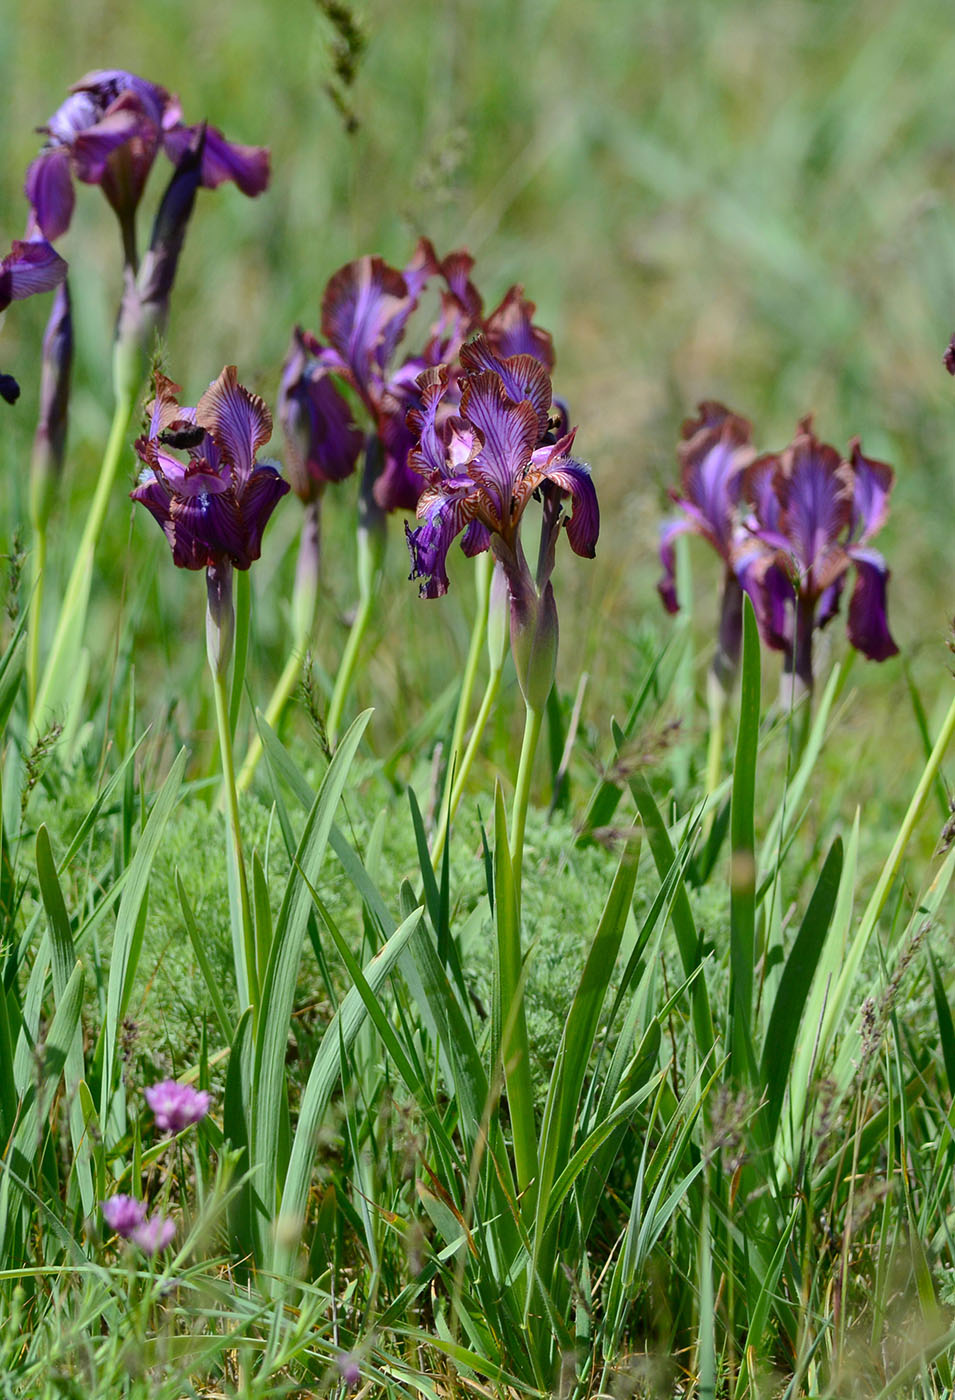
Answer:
196;365;272;482
657;517;693;614
320;255;411;392
459;371;540;522
483;285;554;370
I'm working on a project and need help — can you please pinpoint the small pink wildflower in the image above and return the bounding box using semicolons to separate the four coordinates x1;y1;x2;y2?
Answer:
144;1078;210;1134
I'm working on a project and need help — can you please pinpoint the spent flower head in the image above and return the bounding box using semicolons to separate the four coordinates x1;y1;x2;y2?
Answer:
144;1078;211;1135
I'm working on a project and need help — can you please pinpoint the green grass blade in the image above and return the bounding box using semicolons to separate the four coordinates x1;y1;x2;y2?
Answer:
621;750;714;1061
101;747;186;1121
251;709;370;1254
176;871;233;1043
35;825;93;1215
728;595;760;1083
275;908;420;1280
760;836;843;1139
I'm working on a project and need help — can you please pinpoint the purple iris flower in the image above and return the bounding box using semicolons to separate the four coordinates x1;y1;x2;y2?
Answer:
657;402;756;683
737;419;898;693
0;237;68;405
101;1193;147;1238
144;1078;211;1135
25;70;269;246
130;367;289;571
405;339;598;706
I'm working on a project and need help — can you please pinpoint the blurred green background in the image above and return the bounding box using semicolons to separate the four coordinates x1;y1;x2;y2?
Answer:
1;0;953;818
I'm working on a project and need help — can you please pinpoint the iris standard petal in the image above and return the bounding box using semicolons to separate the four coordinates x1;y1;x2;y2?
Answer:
196;365;273;481
459;370;539;522
483;285;555;370
774;423;852;589
460;335;552;435
320;255;411;391
848;439;894;543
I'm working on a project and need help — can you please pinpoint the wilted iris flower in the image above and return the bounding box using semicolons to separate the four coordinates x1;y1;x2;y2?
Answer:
25;69;268;250
657;402;755;685
737;419;898;694
144;1078;211;1135
406;337;598;707
0;238;68;404
131;367;289;572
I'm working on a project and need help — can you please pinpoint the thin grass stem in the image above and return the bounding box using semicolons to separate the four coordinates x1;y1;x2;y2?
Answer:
31;378;138;737
212;663;257;1014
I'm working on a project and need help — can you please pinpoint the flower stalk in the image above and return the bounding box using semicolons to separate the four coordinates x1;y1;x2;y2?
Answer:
237;498;321;791
326;438;386;749
208;564;257;1012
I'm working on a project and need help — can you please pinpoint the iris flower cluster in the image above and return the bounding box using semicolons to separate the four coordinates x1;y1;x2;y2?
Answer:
277;238;557;512
659;403;898;695
405;335;599;708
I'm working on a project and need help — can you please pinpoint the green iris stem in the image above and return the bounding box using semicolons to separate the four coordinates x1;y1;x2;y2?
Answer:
430;551;493;865
431;661;504;868
863;689;955;932
31;373;138;739
26;528;46;714
212;662;258;1014
237;502;320;792
326;589;375;751
496;700;544;1203
510;701;543;908
703;668;726;838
